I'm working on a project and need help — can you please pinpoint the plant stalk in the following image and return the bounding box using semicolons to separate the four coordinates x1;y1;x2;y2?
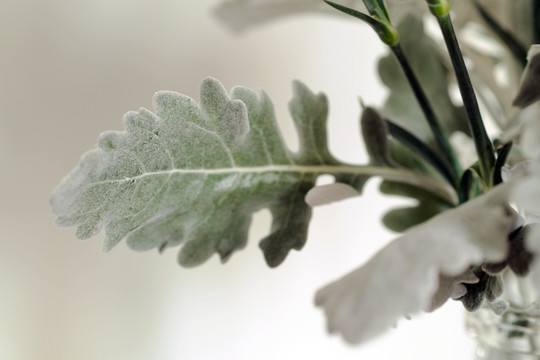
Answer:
390;44;462;180
436;14;495;181
535;0;540;44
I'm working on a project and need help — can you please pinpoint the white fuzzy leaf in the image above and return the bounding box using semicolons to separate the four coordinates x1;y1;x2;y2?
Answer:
52;77;442;268
51;78;362;268
315;183;517;344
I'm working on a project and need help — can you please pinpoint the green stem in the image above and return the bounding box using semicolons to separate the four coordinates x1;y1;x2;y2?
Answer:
390;44;462;180
436;14;495;181
535;0;540;44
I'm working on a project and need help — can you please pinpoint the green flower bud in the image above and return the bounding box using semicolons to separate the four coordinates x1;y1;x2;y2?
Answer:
425;0;450;17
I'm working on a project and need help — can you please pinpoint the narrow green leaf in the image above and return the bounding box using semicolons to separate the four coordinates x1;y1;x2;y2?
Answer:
323;0;377;26
386;118;457;187
493;142;513;186
323;0;399;45
362;0;390;23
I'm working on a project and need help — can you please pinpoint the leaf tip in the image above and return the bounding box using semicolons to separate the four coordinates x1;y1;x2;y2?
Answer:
201;77;228;99
98;131;123;152
178;239;215;268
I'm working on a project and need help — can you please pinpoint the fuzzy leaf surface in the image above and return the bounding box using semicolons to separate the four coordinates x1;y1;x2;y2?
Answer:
315;183;516;344
51;78;374;267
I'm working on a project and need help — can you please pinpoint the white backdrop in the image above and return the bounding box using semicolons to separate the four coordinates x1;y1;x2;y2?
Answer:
0;0;475;359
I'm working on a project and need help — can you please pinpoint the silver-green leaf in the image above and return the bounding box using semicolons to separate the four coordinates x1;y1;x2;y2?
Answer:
51;78;373;267
52;78;456;267
315;182;516;344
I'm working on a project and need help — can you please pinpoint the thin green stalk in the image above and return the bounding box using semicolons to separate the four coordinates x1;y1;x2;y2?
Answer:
390;44;462;180
535;0;540;44
436;14;495;181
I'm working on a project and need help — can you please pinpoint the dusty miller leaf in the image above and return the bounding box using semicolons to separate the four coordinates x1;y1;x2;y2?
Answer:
51;78;376;268
315;182;517;344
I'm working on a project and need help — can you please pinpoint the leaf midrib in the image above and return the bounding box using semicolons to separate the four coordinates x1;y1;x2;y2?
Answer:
92;164;457;205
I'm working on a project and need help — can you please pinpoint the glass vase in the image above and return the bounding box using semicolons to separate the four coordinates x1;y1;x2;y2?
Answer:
466;272;540;359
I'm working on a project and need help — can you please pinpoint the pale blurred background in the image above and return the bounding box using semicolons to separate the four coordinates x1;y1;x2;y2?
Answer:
1;0;475;359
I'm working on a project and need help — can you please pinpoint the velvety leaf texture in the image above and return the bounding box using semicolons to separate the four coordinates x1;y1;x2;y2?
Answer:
51;78;370;268
315;182;517;344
